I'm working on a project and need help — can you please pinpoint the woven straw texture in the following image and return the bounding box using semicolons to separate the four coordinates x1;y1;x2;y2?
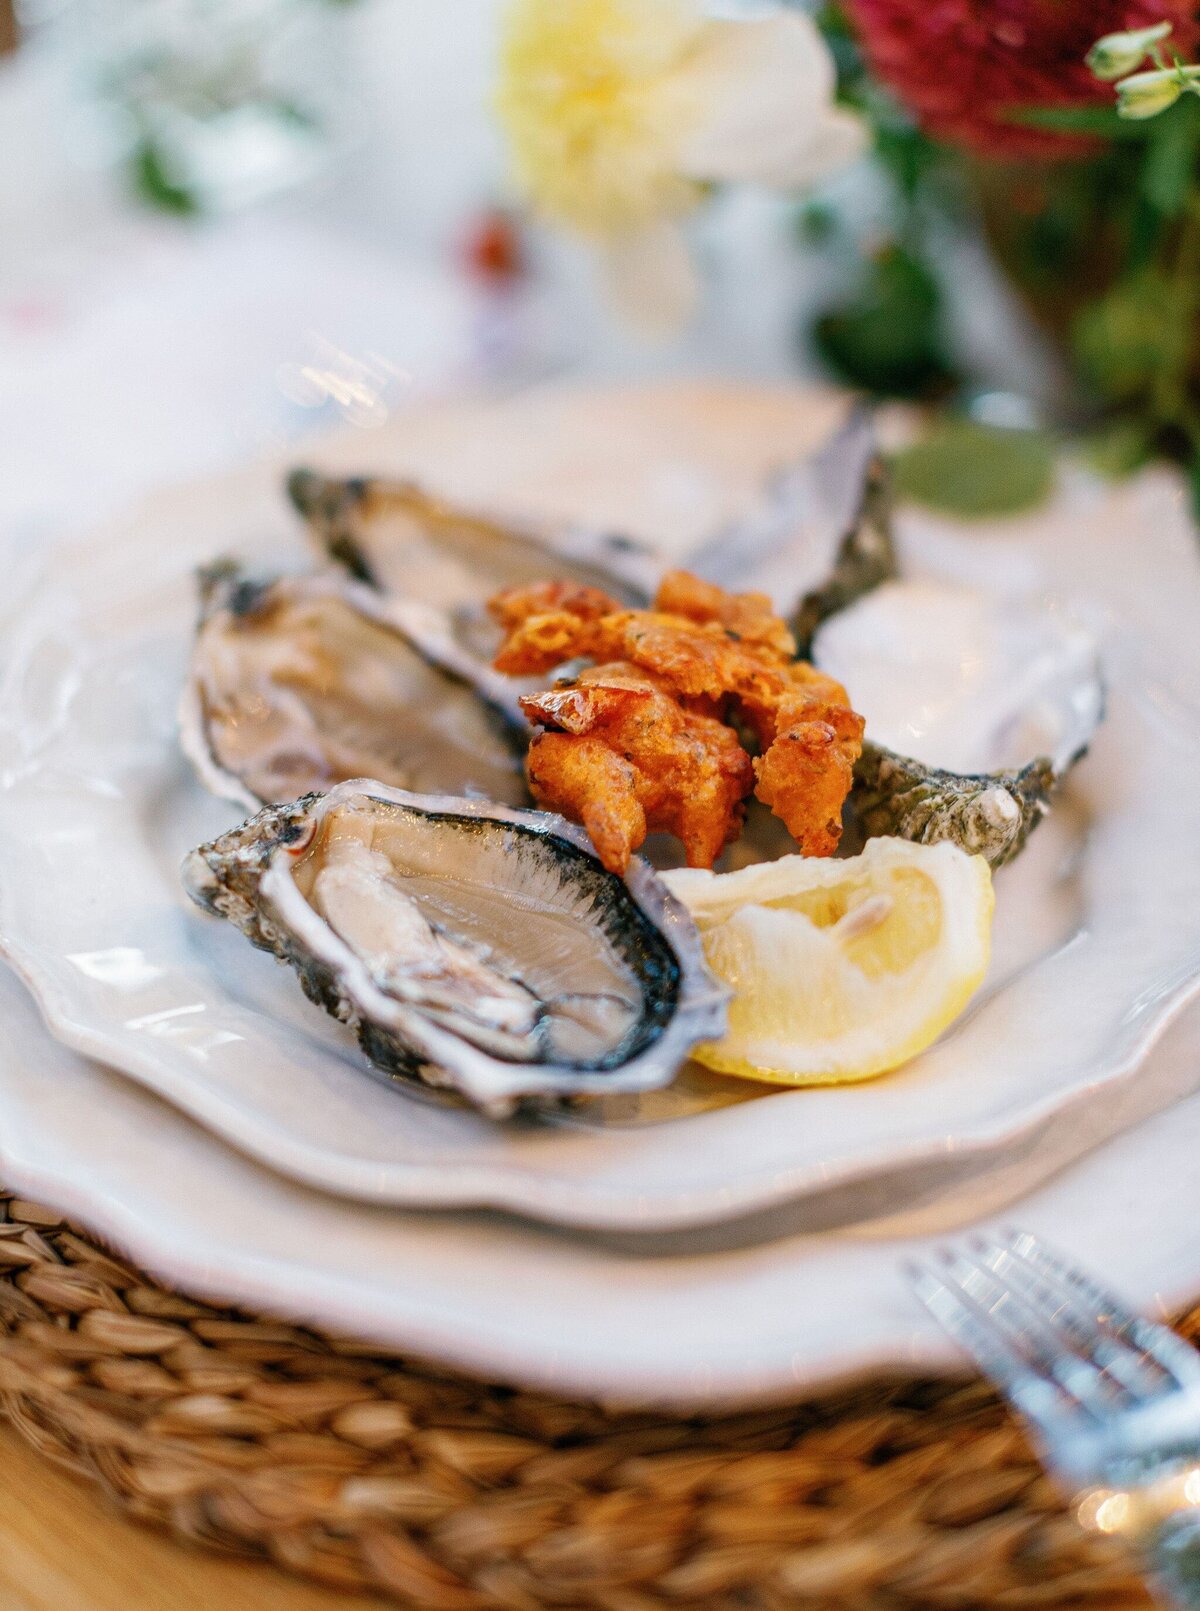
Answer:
0;1190;1173;1609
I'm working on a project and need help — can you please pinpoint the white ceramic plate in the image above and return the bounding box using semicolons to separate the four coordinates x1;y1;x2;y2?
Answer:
5;950;1200;1408
3;382;1200;1232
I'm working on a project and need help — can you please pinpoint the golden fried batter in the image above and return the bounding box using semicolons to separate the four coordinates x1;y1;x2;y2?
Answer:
487;581;620;673
654;569;796;660
736;660;856;748
492;602;790;711
491;572;863;870
755;692;865;859
520;666;753;875
489;580;622;630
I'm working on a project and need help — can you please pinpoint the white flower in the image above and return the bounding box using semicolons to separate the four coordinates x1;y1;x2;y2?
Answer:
1114;64;1200;119
1086;21;1172;82
496;0;866;328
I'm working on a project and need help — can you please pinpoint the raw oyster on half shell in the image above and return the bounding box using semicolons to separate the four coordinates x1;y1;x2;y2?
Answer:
287;406;894;660
181;781;727;1113
287;471;653;660
180;562;528;812
814;580;1104;867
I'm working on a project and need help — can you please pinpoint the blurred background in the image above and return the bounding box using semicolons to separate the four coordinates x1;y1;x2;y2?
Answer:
1;0;1192;551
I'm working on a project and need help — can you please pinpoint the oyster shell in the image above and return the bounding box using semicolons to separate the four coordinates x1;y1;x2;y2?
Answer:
685;405;896;651
851;747;1055;868
287;407;893;658
181;781;727;1113
180;562;528;812
813;580;1104;867
286;471;652;659
791;446;894;658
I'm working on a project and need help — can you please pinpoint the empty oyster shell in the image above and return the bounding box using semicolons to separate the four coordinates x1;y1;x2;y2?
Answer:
813;580;1104;867
180;562;528;812
287;471;652;659
685;405;896;652
181;781;727;1113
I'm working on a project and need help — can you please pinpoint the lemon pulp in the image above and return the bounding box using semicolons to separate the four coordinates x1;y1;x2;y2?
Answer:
663;837;994;1086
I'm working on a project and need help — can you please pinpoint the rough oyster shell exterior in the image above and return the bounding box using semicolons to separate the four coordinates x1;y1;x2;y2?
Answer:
181;781;728;1115
851;743;1058;869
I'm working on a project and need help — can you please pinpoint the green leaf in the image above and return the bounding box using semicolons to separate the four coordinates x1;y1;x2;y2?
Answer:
872;115;943;200
1083;417;1157;477
130;138;198;216
1141;95;1200;215
1127;190;1166;268
892;421;1056;518
1073;267;1189;402
816;2;862;85
796;200;839;246
1004;104;1148;139
810;245;957;399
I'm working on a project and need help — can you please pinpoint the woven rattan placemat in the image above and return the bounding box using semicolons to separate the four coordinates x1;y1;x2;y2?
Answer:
0;1194;1172;1607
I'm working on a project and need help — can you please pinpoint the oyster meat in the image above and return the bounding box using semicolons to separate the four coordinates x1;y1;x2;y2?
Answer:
287;471;652;659
180;562;528;811
287;407;893;661
182;781;727;1112
813;580;1103;866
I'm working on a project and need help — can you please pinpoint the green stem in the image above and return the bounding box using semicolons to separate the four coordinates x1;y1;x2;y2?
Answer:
1151;194;1200;428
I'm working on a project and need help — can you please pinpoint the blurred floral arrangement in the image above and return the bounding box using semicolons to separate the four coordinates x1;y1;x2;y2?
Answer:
79;0;1200;514
495;0;866;326
76;0;358;216
495;0;1200;514
814;1;1200;508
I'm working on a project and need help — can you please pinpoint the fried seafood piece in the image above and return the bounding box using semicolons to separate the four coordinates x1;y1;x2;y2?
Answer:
492;599;795;712
755;693;866;858
487;581;624;674
519;666;754;875
736;661;857;747
613;612;792;707
488;580;623;635
653;569;796;660
492;572;864;868
742;665;865;857
489;570;796;686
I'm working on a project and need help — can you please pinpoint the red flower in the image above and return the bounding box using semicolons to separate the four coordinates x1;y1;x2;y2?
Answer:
845;0;1200;157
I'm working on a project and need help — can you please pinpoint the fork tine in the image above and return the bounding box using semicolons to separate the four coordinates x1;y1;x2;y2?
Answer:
998;1230;1200;1391
908;1257;1086;1441
941;1244;1119;1419
972;1237;1159;1404
982;1234;1163;1402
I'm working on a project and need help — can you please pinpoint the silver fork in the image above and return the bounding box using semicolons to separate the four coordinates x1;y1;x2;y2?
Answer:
910;1229;1200;1608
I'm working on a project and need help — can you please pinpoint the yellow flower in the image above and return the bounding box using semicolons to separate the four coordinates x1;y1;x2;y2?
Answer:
496;0;865;326
497;0;704;237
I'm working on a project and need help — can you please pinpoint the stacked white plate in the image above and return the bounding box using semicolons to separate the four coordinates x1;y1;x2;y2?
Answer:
3;381;1200;1407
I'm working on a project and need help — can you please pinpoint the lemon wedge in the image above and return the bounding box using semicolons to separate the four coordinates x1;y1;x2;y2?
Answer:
662;838;994;1086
